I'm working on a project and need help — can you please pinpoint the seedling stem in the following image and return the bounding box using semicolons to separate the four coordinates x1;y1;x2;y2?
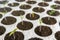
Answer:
9;28;18;36
32;13;35;17
38;19;43;31
20;15;24;25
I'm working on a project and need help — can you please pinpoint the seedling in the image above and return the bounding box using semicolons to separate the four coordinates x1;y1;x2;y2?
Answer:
49;10;55;15
9;28;18;36
38;19;43;31
20;15;24;25
31;12;35;17
51;5;57;9
38;19;43;25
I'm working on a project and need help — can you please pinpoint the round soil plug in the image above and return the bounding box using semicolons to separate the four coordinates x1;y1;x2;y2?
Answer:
1;16;16;25
38;2;49;7
0;26;6;35
41;17;57;25
8;2;19;7
17;21;33;30
51;5;60;10
28;37;43;40
54;1;60;4
32;7;45;13
34;25;52;37
47;10;60;16
20;4;31;9
55;31;60;40
11;10;25;16
0;7;12;13
15;0;25;2
4;31;24;40
43;0;52;2
26;13;40;20
26;1;37;4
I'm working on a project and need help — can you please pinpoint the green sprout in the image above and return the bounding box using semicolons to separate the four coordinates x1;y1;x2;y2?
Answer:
49;10;55;15
38;19;43;31
20;15;24;25
51;5;57;9
38;19;43;25
9;28;18;36
32;12;35;17
30;12;35;18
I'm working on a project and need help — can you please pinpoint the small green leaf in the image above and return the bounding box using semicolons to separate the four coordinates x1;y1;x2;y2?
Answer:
38;19;43;25
51;5;56;9
9;28;18;36
49;10;55;15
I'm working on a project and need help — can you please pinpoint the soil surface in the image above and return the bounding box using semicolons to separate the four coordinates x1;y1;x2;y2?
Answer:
47;10;60;16
15;0;25;2
8;3;19;7
0;7;12;13
26;13;40;20
43;0;52;2
29;37;43;40
0;26;6;35
54;1;60;4
38;2;49;7
11;10;25;16
20;4;31;9
55;31;60;40
51;5;60;10
26;1;37;4
32;7;45;13
4;31;24;40
17;21;33;30
0;1;8;4
41;17;57;25
35;25;52;37
1;16;16;25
